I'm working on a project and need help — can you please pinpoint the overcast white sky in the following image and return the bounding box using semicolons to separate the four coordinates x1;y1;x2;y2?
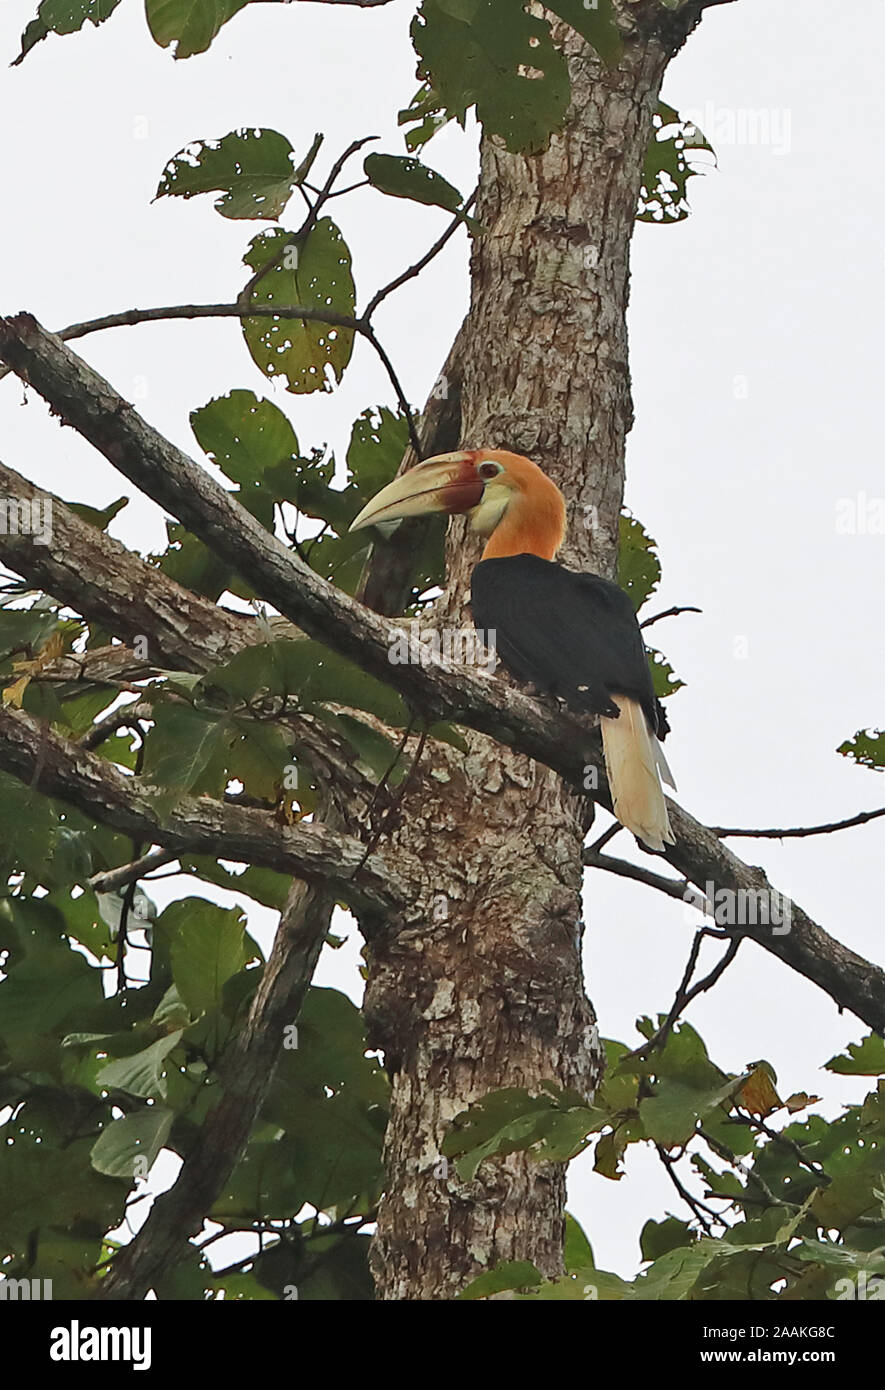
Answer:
1;0;883;1281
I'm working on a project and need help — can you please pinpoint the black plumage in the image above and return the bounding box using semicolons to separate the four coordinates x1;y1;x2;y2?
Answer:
471;554;669;740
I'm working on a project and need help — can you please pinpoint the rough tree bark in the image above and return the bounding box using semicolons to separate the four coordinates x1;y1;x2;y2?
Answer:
363;17;680;1300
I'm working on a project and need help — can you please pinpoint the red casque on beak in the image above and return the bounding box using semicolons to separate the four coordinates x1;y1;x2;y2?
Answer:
349;452;483;532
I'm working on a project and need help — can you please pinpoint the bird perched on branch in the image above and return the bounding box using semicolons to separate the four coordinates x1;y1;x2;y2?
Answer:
351;449;675;852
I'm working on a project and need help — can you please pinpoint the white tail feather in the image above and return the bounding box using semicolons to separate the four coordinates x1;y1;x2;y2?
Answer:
653;735;677;791
600;696;675;852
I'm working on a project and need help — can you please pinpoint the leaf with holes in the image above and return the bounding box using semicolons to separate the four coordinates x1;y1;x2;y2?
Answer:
146;0;250;59
14;0;122;66
157;128;302;220
638;102;715;225
838;728;885;772
546;0;621;67
242;220;356;393
826;1034;885;1076
364;153;464;213
411;0;570;154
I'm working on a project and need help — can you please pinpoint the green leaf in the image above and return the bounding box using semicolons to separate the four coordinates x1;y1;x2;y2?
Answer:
65;495;129;530
96;1030;184;1100
90;1106;175;1178
157;898;252;1017
638;102;715;225
410;0;570;154
201;638;409;729
0;606;61;663
141;696;294;809
0;1124;124;1249
343;405;414;516
564;1212;594;1271
154;521;236;601
0;771;65;883
364;153;464;213
242;219;356;394
837;728;885;772
0;931;103;1051
442;1085;589;1181
512;1267;632;1300
640;1216;695;1263
156;129;302;220
648;646;684;698
398;83;456;152
618;511;661;612
14;0;122;66
546;0;621;67
792;1239;885;1276
826;1035;885;1076
459;1260;543;1299
191;389;301;508
634;1240;732;1301
140;701;228;802
254;988;388;1213
146;0;250;59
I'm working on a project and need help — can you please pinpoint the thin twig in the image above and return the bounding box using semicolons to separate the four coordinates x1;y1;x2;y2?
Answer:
586;821;623;854
359;321;422;458
640;605;701;629
698;1127;792;1212
731;1110;830;1183
655;1145;722;1235
238;136;377;307
629;928;738;1061
78;700;153;751
364;187;479;319
712;806;885;840
583;846;706;909
352;723;429;878
0;300;420;460
91;848;179;896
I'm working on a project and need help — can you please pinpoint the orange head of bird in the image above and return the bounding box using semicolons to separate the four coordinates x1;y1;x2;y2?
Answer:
349;448;567;561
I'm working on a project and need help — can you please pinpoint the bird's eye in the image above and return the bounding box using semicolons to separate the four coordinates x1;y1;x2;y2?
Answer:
479;462;501;480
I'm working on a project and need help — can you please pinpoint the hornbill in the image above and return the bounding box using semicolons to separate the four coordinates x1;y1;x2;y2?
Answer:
350;449;675;851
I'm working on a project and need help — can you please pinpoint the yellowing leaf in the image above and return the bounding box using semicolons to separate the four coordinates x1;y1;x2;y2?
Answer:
738;1064;782;1117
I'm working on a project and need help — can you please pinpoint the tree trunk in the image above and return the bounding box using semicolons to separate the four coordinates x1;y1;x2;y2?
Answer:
364;21;675;1300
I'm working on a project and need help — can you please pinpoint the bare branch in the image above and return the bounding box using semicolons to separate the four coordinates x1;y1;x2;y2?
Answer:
364;189;478;320
0;304;418;452
655;1145;724;1235
0;703;414;916
0;457;375;810
90;849;179;896
78;701;154;751
583;846;706;908
639;605;701;629
0;456;253;670
712;807;885;840
629;928;740;1060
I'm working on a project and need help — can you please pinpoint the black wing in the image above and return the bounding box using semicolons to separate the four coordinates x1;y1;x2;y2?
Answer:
471;554;668;738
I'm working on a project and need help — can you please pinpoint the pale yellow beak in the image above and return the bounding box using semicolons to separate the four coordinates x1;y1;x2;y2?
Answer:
349;452;482;533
